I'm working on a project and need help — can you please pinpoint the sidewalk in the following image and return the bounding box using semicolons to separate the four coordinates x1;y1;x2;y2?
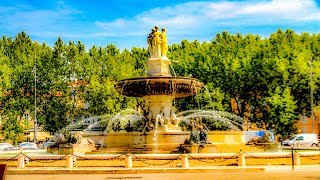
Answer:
5;165;320;180
6;164;320;174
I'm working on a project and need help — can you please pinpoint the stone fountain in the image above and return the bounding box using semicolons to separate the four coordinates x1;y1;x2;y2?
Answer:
82;26;249;154
115;26;203;132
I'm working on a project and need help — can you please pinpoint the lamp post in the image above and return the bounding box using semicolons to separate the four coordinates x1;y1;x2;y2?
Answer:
33;61;37;144
309;59;314;134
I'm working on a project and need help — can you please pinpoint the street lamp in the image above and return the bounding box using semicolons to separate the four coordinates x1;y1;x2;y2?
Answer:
309;59;314;134
33;61;37;144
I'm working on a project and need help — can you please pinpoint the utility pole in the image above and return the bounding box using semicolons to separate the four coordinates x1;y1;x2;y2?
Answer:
33;58;37;144
309;59;314;134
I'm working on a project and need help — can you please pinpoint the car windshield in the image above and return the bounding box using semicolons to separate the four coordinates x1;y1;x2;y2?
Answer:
20;143;35;147
290;136;297;140
0;143;11;147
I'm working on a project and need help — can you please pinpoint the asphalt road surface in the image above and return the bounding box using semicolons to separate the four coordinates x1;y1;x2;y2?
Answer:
6;170;320;180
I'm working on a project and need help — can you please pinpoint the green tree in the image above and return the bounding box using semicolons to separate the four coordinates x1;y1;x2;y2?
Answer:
265;87;297;137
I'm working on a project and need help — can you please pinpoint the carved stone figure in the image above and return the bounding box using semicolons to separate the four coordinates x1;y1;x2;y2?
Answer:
153;26;161;57
161;28;168;57
190;130;200;144
189;120;199;144
69;131;83;144
125;120;133;132
147;26;168;58
147;28;156;55
53;133;67;145
199;127;208;144
112;120;121;132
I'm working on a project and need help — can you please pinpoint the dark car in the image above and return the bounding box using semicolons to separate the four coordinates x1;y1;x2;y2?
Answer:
18;142;38;150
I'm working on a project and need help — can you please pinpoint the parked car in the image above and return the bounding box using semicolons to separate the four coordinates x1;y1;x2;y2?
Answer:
282;134;319;147
18;142;38;150
0;143;13;151
43;141;55;148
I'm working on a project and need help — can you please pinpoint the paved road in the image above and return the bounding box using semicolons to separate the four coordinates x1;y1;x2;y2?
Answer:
6;171;320;180
6;166;320;180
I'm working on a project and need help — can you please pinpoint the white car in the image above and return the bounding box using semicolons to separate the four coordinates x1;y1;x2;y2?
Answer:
0;143;13;151
282;134;319;147
18;142;38;150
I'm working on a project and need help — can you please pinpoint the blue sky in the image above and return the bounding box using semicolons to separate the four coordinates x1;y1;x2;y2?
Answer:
0;0;320;50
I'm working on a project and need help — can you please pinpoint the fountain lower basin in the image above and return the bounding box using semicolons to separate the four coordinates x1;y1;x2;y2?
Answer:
83;131;248;154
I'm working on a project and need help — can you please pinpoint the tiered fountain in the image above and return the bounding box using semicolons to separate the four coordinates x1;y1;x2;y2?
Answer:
116;26;203;132
81;26;247;154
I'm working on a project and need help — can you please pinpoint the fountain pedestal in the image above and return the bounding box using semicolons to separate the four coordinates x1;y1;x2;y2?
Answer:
147;57;171;76
144;56;174;130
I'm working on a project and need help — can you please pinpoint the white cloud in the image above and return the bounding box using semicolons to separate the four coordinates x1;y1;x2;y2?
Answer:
1;0;320;49
95;0;320;39
240;0;320;21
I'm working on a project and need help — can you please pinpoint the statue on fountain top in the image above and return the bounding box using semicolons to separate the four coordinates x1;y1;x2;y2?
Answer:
147;26;168;58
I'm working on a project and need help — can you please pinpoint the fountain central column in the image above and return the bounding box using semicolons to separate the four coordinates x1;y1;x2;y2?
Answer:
143;95;174;122
144;56;174;128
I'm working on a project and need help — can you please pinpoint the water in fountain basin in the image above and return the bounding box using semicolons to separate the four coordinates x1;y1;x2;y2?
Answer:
169;64;177;77
175;110;245;131
57;118;86;134
105;109;148;133
203;85;214;111
152;114;162;153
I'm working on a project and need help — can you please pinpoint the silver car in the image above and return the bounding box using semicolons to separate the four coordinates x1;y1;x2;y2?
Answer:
0;143;13;151
18;142;38;150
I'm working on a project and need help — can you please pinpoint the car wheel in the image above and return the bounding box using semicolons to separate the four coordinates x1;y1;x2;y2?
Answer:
311;143;318;147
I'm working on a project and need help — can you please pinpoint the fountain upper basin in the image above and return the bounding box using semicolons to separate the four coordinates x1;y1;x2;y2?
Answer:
115;76;203;98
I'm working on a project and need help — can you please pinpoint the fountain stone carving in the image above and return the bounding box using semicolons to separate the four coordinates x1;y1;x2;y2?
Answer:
115;26;203;132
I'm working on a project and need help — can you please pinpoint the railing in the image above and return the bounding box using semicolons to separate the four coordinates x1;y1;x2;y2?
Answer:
0;148;319;169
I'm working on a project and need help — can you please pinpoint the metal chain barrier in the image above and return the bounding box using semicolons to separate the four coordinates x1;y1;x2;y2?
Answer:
0;152;23;162
243;151;292;159
28;154;68;164
187;153;239;164
296;152;320;161
3;150;320;167
73;152;126;160
132;153;181;166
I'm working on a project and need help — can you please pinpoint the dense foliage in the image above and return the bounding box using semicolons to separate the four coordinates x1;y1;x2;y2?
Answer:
0;29;319;143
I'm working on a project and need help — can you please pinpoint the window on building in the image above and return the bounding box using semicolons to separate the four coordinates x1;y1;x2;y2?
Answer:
83;116;92;125
23;113;29;120
84;102;89;109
